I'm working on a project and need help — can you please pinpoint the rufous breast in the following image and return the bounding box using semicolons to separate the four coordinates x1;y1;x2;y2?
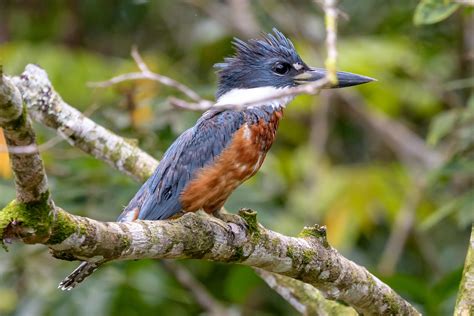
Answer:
180;109;283;213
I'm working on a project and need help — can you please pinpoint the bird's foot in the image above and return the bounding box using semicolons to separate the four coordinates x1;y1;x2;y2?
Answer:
213;208;247;227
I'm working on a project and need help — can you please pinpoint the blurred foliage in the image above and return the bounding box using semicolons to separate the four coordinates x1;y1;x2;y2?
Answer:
0;0;473;315
423;96;474;229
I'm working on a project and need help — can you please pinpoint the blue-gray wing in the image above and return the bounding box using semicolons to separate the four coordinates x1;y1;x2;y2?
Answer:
117;109;245;221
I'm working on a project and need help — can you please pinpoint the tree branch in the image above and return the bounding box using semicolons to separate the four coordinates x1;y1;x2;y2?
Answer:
11;65;157;182
0;67;51;205
89;47;214;111
0;201;420;315
255;269;357;315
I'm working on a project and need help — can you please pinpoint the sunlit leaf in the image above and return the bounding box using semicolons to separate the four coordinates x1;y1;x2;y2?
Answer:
383;274;432;304
432;267;463;302
414;0;460;25
0;288;17;314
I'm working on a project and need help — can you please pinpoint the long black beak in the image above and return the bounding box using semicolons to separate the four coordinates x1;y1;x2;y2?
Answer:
294;68;375;88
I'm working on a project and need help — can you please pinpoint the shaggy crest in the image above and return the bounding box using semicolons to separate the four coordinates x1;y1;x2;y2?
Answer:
215;28;302;70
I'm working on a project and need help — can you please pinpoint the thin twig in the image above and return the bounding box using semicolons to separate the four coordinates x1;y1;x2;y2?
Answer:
89;47;207;104
88;39;338;113
0;136;62;154
378;181;425;275
0;102;102;154
168;97;214;111
131;45;150;73
322;0;339;85
339;90;444;170
160;261;231;316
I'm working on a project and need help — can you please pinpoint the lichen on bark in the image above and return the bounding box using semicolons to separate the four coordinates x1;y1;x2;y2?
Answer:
12;64;158;182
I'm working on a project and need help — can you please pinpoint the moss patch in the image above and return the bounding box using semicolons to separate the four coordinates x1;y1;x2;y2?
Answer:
229;246;246;262
302;249;314;265
239;208;261;239
0;193;52;248
298;224;329;248
47;210;82;245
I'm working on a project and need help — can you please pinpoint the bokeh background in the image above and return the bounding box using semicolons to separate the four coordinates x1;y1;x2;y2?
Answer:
0;1;473;315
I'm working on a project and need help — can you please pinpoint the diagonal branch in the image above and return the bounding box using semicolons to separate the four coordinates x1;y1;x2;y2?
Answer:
339;90;444;171
159;260;231;316
12;65;158;182
255;269;357;315
89;47;214;111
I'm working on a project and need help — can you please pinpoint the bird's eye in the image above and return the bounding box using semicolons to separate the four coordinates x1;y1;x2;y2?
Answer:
273;62;291;75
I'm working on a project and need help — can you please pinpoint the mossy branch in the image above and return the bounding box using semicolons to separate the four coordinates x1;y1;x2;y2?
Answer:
0;202;419;315
11;65;157;182
0;72;51;205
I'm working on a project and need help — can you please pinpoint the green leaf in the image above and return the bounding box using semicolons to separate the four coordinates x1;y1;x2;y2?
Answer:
427;110;459;145
421;191;474;230
414;0;460;25
383;274;433;304
432;267;463;302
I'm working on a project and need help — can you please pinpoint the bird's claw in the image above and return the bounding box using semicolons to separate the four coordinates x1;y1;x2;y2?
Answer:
213;209;247;227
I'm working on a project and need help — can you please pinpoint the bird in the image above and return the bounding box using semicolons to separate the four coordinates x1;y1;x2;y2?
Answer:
59;28;374;290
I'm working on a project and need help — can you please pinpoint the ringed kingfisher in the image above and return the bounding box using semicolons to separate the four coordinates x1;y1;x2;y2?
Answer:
59;28;373;290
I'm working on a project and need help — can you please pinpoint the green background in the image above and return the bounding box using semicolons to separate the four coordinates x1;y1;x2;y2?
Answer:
0;1;472;315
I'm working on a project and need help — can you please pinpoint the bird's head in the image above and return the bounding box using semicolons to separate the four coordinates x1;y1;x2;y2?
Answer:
214;28;374;106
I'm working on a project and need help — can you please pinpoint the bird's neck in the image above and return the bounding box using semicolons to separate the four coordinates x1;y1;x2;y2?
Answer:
214;86;294;110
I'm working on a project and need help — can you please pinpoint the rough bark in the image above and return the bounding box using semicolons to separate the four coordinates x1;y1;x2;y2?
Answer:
0;68;51;205
0;202;419;315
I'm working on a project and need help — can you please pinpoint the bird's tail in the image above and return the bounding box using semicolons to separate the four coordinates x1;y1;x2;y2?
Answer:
58;261;102;291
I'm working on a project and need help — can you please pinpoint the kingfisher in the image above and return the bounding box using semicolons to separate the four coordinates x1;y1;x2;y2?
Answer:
59;28;373;290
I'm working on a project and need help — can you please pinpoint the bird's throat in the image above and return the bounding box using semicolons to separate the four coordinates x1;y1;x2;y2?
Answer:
214;86;294;110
